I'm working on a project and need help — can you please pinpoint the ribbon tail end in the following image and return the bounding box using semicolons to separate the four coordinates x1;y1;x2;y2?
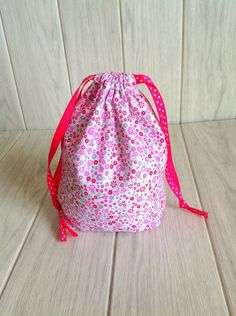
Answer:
59;224;68;242
179;201;209;219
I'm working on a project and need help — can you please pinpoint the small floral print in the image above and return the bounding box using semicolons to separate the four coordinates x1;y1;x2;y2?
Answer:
87;127;95;135
87;160;93;167
58;72;167;233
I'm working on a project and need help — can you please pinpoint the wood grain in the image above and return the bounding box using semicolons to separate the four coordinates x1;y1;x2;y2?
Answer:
120;0;182;123
0;14;25;130
58;0;123;91
0;131;22;160
1;0;236;129
0;131;53;295
182;120;236;315
0;193;115;316
181;1;236;122
0;0;71;129
109;125;229;316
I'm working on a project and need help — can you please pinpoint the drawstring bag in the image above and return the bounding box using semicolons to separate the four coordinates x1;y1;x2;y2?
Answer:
47;72;208;242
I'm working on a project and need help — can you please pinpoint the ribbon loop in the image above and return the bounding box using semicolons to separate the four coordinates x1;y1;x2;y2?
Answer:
47;74;96;242
134;74;208;219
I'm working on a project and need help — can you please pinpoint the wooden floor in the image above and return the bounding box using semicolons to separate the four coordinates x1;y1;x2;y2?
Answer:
0;120;235;316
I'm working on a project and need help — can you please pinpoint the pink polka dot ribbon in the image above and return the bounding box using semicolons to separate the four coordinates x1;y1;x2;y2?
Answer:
134;74;208;219
47;74;96;242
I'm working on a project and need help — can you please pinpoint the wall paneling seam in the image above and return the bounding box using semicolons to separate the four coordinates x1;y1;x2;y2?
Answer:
118;0;125;72
106;2;124;314
0;10;26;130
180;0;185;124
56;0;72;97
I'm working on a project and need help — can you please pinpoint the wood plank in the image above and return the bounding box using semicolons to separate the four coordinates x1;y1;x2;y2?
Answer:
0;131;53;295
0;0;71;129
109;125;229;316
0;193;115;316
182;120;236;315
58;0;123;91
120;0;182;123
0;14;25;130
0;131;22;160
181;1;236;122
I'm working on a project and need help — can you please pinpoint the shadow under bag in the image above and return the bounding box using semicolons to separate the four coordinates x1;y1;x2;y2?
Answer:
47;72;208;242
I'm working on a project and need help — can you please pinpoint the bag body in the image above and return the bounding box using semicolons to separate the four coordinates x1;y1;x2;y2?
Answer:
47;72;208;242
58;72;167;233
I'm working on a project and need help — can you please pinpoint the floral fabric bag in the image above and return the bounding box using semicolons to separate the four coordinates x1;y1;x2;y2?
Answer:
47;72;208;242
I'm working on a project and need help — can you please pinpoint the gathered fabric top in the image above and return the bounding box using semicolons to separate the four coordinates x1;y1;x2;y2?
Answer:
94;72;136;90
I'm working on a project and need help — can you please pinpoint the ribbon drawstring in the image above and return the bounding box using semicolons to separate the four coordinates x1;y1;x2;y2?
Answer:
134;74;208;219
59;213;78;242
47;74;96;242
179;200;208;218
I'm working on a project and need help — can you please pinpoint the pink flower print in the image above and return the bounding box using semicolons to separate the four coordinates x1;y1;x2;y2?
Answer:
78;149;84;156
87;127;94;135
94;133;100;140
112;190;119;197
87;160;93;167
152;176;157;183
88;185;96;191
75;191;80;198
120;187;126;193
79;166;85;172
107;141;113;147
137;196;142;202
98;153;104;160
150;131;158;138
127;127;134;135
99;166;104;172
111;181;116;188
102;113;107;120
84;171;89;176
117;165;123;172
115;223;122;230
